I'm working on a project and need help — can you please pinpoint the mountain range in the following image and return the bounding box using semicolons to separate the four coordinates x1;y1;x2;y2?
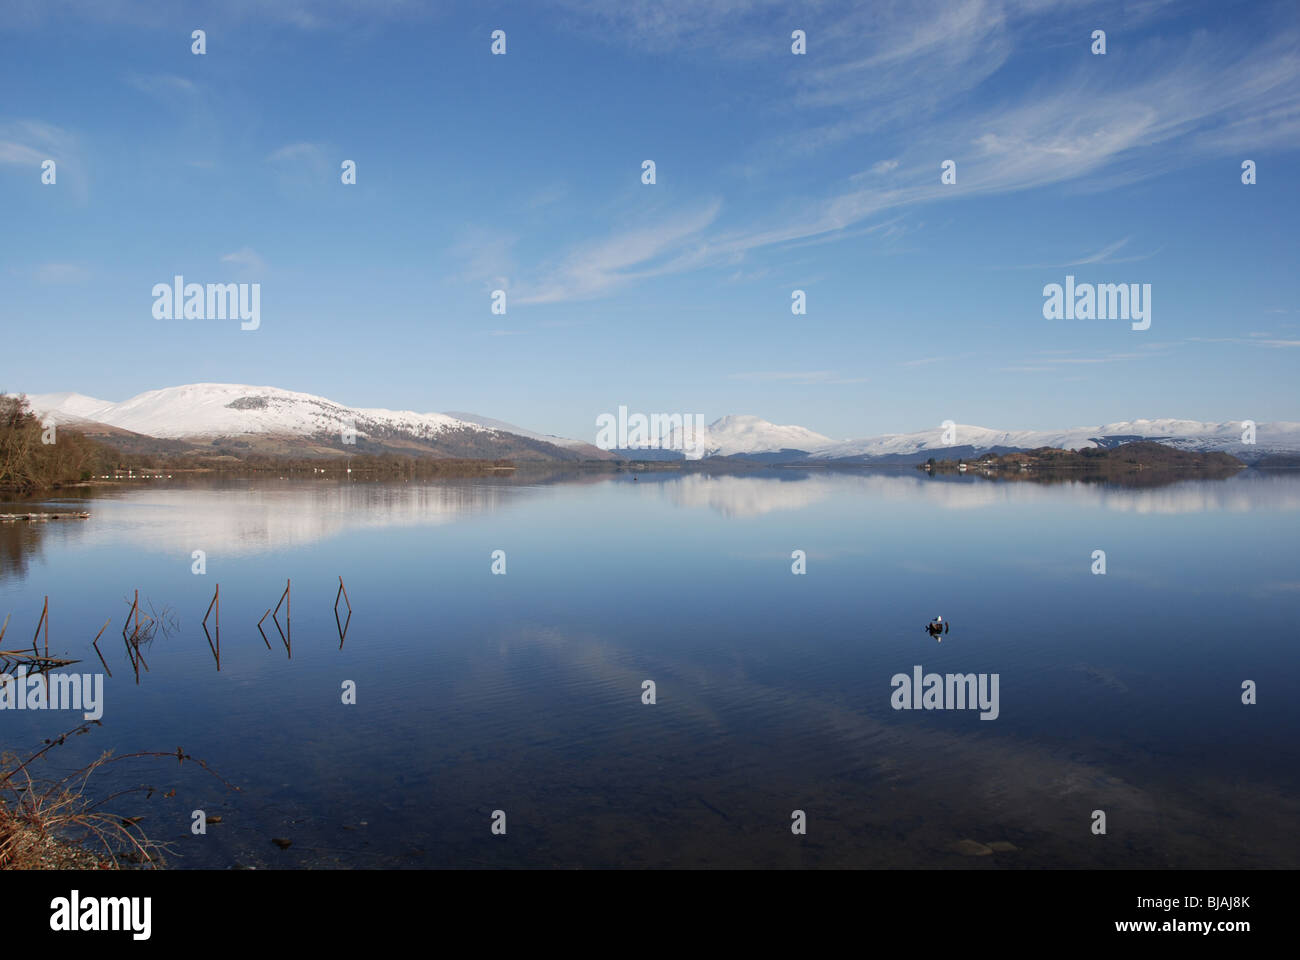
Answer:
16;384;1300;465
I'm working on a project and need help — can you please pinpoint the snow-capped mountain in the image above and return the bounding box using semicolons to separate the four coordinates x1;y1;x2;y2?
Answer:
16;384;1300;465
442;411;596;452
20;384;595;460
807;419;1300;463
666;415;1300;463
27;384;475;440
665;414;834;458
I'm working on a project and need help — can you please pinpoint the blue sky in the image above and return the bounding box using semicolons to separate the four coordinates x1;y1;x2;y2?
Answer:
2;0;1298;441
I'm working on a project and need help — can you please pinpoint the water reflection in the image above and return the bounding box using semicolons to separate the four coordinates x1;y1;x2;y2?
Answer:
4;470;1297;579
1;467;1297;868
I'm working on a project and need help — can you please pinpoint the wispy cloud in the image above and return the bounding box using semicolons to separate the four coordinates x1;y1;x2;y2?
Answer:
126;73;196;98
999;351;1143;372
446;228;517;292
522;3;1298;301
0;119;87;200
1003;236;1164;270
220;247;268;273
548;0;788;55
1;0;439;31
516;200;722;304
728;371;867;385
32;262;91;285
1187;336;1300;348
266;142;333;186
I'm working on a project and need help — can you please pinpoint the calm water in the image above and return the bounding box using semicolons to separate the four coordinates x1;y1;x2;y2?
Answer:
3;467;1298;868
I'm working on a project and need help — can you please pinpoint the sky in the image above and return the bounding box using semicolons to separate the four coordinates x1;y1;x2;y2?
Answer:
1;0;1298;443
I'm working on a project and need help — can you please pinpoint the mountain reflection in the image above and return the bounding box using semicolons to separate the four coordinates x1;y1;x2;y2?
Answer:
2;469;1297;581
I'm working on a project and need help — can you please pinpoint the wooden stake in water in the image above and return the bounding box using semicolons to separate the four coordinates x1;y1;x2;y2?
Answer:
31;596;48;657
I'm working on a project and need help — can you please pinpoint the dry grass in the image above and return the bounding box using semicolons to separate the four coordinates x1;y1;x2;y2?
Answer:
1;719;237;870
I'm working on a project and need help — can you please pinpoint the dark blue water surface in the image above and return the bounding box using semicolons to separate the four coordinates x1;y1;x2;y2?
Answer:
2;467;1298;867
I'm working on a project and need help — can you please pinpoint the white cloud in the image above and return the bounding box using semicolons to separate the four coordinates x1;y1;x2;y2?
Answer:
220;247;268;273
33;262;90;285
516;200;722;304
266;142;332;185
520;3;1298;300
728;371;867;385
446;229;517;290
126;73;196;97
0;119;87;200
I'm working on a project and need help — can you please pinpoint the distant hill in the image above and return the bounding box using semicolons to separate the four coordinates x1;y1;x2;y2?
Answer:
21;384;596;462
921;441;1246;476
17;384;1300;466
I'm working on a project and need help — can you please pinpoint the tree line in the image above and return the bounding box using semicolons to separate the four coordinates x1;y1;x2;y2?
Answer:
0;395;116;492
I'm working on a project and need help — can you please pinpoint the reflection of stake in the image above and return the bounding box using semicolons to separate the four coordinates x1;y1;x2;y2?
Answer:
0;613;9;646
203;584;220;669
203;622;220;670
274;614;290;659
124;632;140;684
118;589;151;681
91;617;112;678
257;609;273;650
335;576;351;647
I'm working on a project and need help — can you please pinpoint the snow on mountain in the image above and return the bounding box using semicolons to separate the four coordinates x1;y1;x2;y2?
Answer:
809;419;1300;461
18;385;604;454
669;414;1300;462
17;385;1300;463
23;391;117;424
443;411;591;450
668;414;834;459
23;384;491;442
